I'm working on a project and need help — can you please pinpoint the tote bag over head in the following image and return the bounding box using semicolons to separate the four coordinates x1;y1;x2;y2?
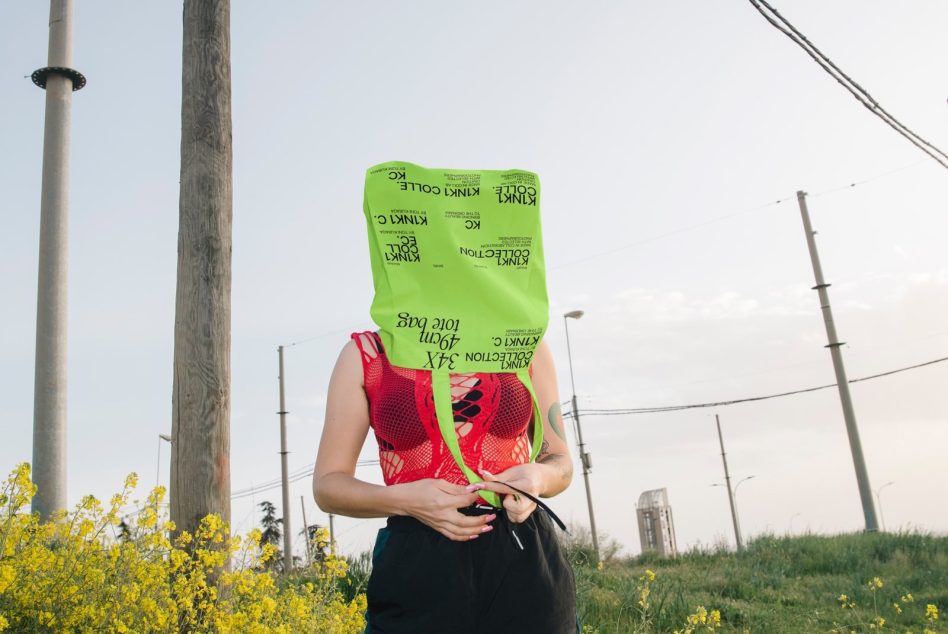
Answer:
363;161;549;507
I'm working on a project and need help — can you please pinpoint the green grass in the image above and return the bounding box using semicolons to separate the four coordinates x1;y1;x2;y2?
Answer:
568;531;947;633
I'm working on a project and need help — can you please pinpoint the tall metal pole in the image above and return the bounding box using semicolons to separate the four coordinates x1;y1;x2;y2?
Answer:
277;346;293;571
874;481;894;532
797;191;878;532
328;513;335;555
156;434;172;490
31;0;86;520
715;415;743;552
732;475;755;545
156;437;162;491
564;311;600;562
300;495;312;566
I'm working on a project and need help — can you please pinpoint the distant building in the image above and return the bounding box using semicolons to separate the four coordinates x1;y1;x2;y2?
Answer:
637;488;678;557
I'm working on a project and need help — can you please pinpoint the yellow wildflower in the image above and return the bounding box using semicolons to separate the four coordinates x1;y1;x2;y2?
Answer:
839;594;857;609
0;565;15;593
0;465;366;633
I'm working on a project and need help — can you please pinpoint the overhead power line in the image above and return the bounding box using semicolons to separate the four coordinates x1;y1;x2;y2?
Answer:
231;464;315;498
285;327;355;348
748;0;948;171
231;459;380;501
563;354;948;418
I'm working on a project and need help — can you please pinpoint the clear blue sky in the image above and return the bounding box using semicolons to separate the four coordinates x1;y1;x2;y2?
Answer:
2;1;946;556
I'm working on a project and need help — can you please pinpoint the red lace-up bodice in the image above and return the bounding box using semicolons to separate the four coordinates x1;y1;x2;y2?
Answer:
352;331;534;486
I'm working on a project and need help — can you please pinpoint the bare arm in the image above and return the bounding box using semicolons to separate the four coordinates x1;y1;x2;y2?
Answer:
530;338;574;496
311;340;400;517
312;339;492;540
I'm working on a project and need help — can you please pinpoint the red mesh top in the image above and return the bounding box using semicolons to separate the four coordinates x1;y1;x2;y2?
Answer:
352;331;534;486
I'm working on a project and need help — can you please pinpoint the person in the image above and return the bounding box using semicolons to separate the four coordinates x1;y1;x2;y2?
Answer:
313;331;578;633
315;161;577;632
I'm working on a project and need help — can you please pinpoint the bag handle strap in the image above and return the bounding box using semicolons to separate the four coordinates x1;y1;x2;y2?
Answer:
516;368;545;463
431;369;545;509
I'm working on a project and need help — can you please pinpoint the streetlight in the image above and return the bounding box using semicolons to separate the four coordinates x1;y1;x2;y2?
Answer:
156;433;172;489
563;309;600;562
732;475;755;543
874;481;894;532
711;474;755;551
734;475;755;497
712;476;755;494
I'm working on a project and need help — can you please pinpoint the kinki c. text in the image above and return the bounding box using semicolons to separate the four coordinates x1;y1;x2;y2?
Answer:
384;236;420;262
493;184;537;206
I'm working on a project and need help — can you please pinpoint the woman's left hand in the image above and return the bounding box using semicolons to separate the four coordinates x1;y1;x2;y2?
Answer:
477;465;545;524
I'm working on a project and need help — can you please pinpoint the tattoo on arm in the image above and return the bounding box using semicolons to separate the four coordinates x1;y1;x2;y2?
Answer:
537;439;573;481
536;439;551;460
547;403;566;441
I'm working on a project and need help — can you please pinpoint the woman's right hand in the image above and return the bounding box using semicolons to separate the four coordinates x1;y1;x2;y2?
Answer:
394;479;496;542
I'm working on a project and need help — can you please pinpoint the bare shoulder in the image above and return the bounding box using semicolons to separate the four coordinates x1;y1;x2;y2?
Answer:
531;338;555;374
331;338;364;389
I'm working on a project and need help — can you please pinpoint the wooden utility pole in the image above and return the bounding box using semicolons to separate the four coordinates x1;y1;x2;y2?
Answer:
170;0;233;538
31;0;86;520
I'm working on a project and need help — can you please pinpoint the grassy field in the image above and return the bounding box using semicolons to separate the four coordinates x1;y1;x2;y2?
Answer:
568;531;947;633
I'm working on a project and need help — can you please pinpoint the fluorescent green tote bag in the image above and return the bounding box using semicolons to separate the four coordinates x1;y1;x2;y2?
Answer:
363;161;549;507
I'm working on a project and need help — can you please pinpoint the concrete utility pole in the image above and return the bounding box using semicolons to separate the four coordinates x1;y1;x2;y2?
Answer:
715;415;744;552
797;191;878;532
170;0;233;539
328;512;335;554
563;310;600;562
277;346;293;572
300;496;311;566
31;0;86;520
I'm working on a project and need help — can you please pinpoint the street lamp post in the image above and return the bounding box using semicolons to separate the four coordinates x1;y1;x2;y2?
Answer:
874;481;894;532
733;475;755;542
563;310;600;562
711;473;755;551
734;475;755;497
156;433;172;489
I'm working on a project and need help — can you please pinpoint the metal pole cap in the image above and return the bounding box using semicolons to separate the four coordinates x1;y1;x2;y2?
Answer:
31;66;86;91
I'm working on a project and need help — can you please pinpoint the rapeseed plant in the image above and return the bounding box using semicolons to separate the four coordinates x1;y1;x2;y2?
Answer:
0;463;366;633
673;605;722;634
831;575;941;634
